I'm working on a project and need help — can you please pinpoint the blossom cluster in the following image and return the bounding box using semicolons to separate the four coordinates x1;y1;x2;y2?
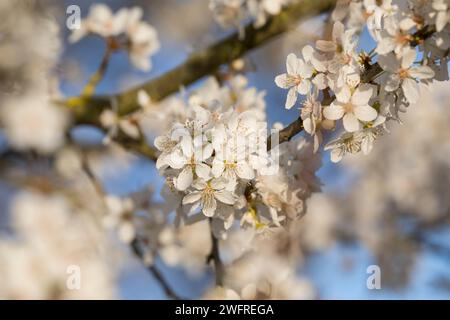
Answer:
70;4;160;71
209;0;292;33
0;191;115;299
153;81;321;237
275;0;449;162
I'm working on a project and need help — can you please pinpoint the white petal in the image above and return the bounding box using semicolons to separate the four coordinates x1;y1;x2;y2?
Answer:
376;38;396;55
409;66;435;80
236;161;254;180
316;40;337;52
401;78;419;104
302;45;314;62
119;120;140;139
297;79;311;95
354;105;378;122
401;49;416;69
182;191;202;205
286;53;299;75
399;18;416;31
335;85;351;103
351;84;373;106
154;135;167;151
377;53;399;73
330;147;345;163
332;21;345;42
298;60;313;79
285;87;298;109
168;150;187;169
211;160;225;177
195;163;211;180
323;104;345;120
175;167;193;191
138;89;150;107
385;75;401;91
210;178;227;190
180;136;193;157
214;190;235;205
274;74;291;89
343;113;361;132
204;142;215;159
312;73;327;90
202;197;217;217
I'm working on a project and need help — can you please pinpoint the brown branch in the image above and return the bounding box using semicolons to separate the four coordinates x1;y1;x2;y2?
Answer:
63;0;337;126
131;239;184;300
207;218;225;286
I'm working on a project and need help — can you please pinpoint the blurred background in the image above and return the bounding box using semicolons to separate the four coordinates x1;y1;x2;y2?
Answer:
0;0;449;299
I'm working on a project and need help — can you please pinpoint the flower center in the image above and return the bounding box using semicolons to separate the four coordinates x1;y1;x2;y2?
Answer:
396;33;412;45
344;102;354;113
398;68;410;79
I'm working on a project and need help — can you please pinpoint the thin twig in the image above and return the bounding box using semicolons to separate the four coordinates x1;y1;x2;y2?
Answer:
81;46;113;97
131;239;184;300
207;218;225;286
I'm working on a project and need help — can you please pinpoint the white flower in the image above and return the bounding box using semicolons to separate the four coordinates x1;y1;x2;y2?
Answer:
103;196;135;243
323;84;378;132
324;132;362;163
170;136;213;191
125;8;160;71
211;145;255;187
69;5;160;72
378;49;435;103
182;178;235;217
301;89;334;153
209;0;246;31
315;21;358;89
69;4;128;42
375;15;415;56
100;109;141;143
248;0;288;28
275;53;314;109
1;93;67;154
431;0;450;32
364;0;398;37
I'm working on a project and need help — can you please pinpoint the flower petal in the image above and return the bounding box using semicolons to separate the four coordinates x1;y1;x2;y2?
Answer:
316;40;337;52
285;87;298;109
401;78;419;103
175;167;193;191
297;79;311;95
343;113;361;132
286;53;299;75
195;163;211;180
236;161;254;180
351;84;373;106
354;105;378;122
202;196;217;217
323;104;345;120
409;66;435;80
214;190;235;205
275;74;291;89
211;160;225;178
182;191;202;205
401;49;416;69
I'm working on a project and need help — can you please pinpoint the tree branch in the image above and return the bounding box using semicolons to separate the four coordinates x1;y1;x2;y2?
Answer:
207;219;225;286
131;239;184;300
64;0;337;126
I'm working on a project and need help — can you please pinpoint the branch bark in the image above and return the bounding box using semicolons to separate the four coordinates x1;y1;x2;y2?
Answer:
207;219;225;286
131;239;183;300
